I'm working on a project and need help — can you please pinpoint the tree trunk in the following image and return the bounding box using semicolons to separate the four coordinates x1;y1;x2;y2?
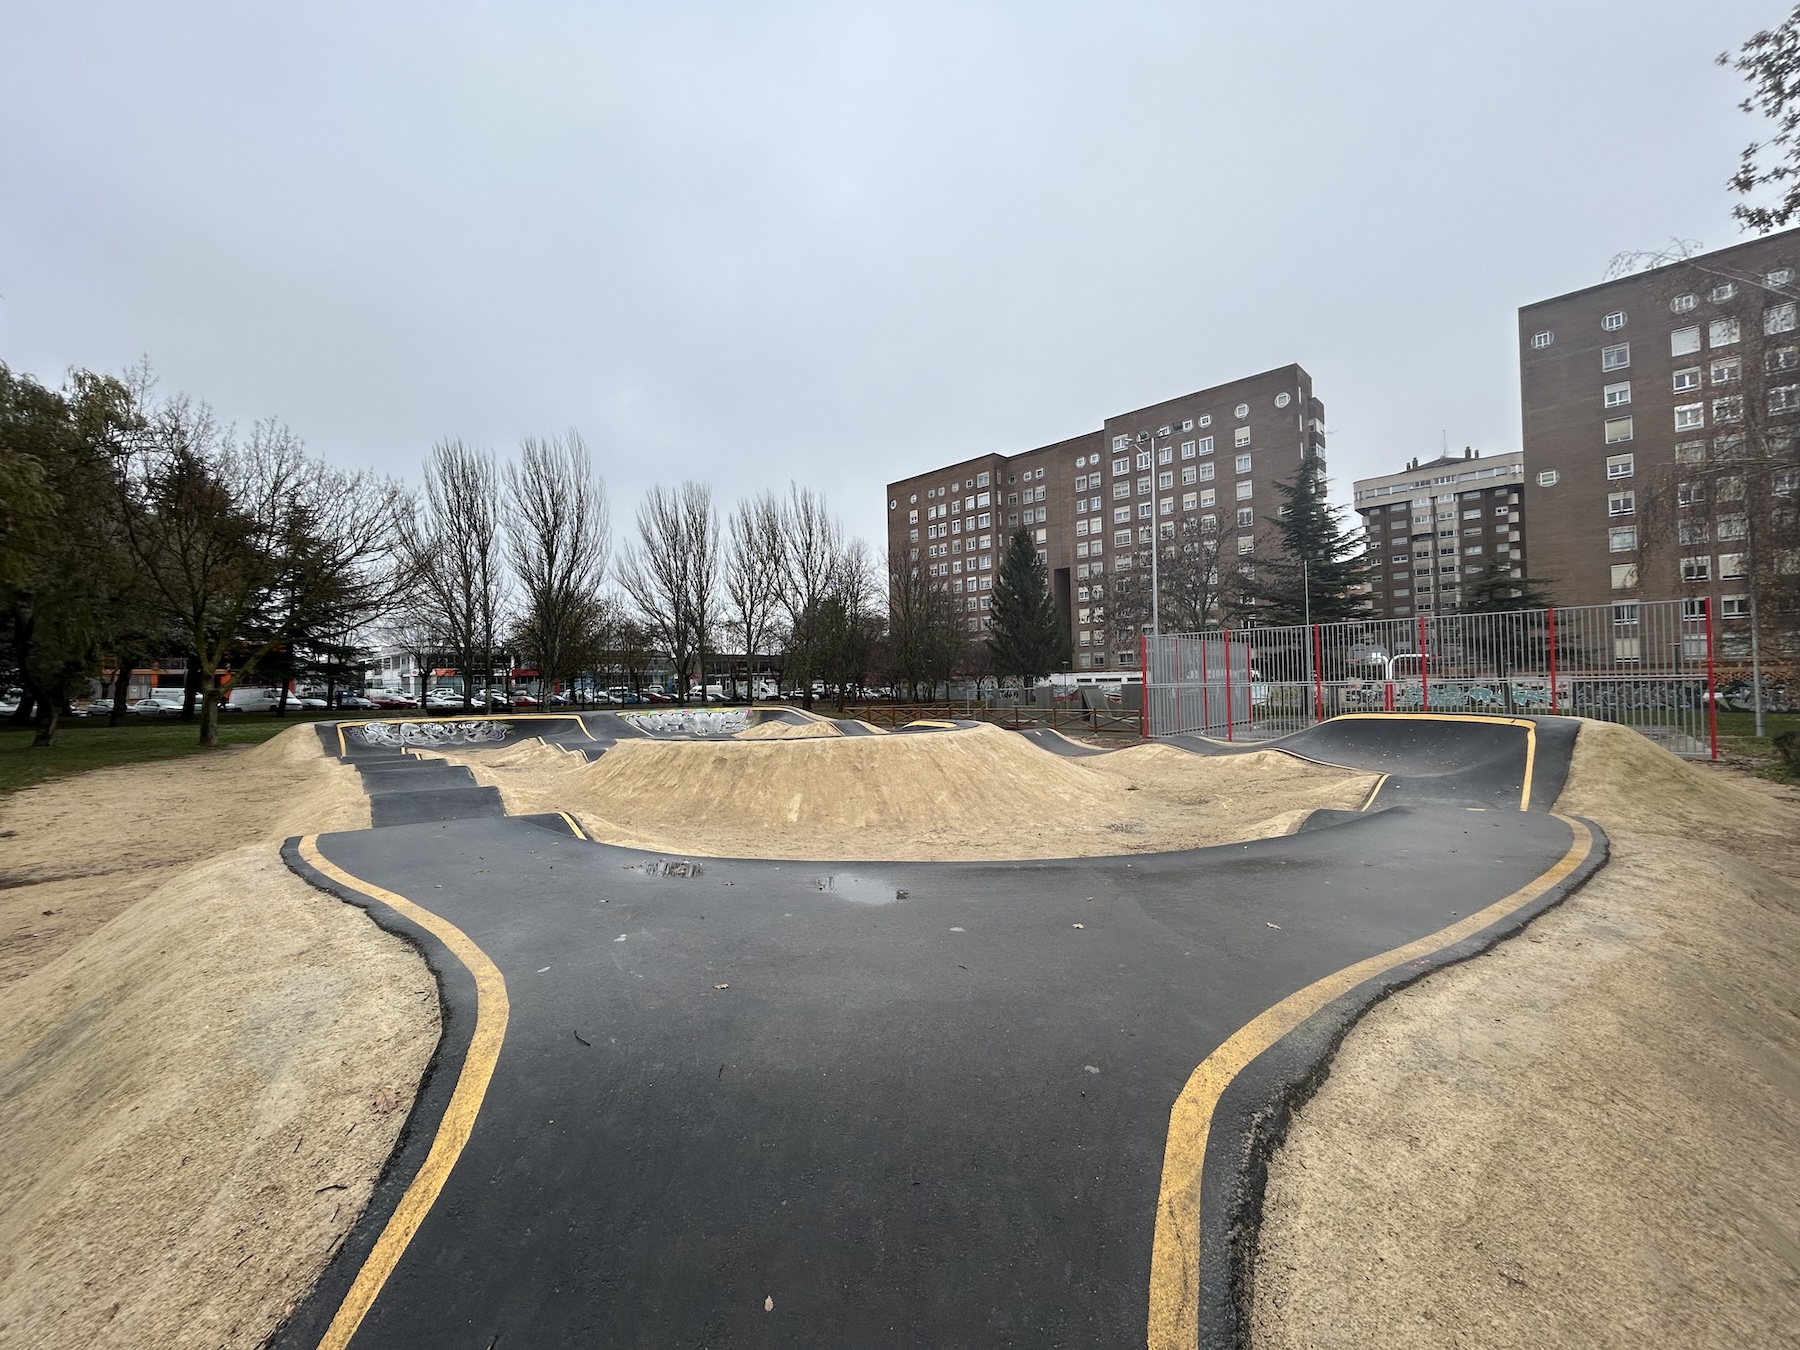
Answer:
109;661;135;727
181;658;200;721
9;694;35;726
32;703;60;748
277;682;291;717
198;683;220;748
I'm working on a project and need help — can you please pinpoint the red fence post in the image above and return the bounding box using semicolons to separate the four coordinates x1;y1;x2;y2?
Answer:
1705;597;1719;761
1223;627;1235;742
1417;614;1429;711
1547;606;1558;714
1140;632;1149;740
1311;623;1325;724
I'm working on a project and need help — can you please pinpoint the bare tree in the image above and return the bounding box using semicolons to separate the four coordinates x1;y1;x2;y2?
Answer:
779;484;842;708
504;431;610;705
884;549;963;699
618;481;718;702
111;391;310;747
399;439;504;711
724;491;783;700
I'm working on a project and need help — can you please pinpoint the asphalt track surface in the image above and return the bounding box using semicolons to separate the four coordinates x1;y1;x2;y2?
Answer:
274;712;1606;1349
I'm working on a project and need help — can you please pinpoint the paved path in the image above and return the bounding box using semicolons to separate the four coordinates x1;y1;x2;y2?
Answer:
274;713;1604;1349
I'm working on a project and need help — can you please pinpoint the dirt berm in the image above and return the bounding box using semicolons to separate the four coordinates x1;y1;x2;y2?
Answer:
1252;719;1800;1349
428;721;1380;859
0;726;438;1350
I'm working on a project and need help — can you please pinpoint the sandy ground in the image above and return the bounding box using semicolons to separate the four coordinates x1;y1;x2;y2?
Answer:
0;726;438;1350
0;726;370;986
1252;720;1800;1349
426;722;1380;860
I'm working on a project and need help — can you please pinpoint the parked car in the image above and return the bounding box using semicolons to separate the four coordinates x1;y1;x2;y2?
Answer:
82;699;114;717
370;693;419;710
226;686;284;713
336;694;378;710
129;697;186;716
510;693;539;707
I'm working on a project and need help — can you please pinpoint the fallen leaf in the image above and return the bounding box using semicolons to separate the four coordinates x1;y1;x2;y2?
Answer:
713;983;730;990
614;935;627;943
537;966;551;973
1084;1065;1100;1074
950;926;965;932
372;1088;400;1115
1266;922;1281;929
1072;923;1085;930
764;1296;774;1312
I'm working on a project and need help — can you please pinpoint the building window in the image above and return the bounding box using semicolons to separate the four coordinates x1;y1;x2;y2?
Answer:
1602;310;1626;331
1608;490;1636;516
1677;481;1706;507
1200;488;1215;507
1136;503;1152;520
1719;552;1747;579
1771;384;1800;413
1672;326;1701;356
1674;403;1705;430
1712;356;1742;385
1235;480;1254;501
1234;427;1251;448
1234;453;1253;473
1603;381;1631;407
1198;462;1215;482
1671;292;1697;313
1157;470;1174;490
1766;301;1799;335
1770;269;1794;287
1181;440;1196;459
1716;513;1749;541
1182;492;1197;511
1134;450;1151;471
1531;330;1554;349
1673;367;1701;392
1679;518;1710;546
1711;282;1737;302
1181;465;1197;486
1610;563;1639;590
1537;469;1560;487
1112;435;1129;450
1709;317;1741;347
1604;417;1633;443
1680;556;1711;582
1722;595;1749;618
1196;436;1214;456
1112;481;1129;500
1158;446;1173;465
1606;453;1634;479
1713;395;1744;423
1596;346;1627;378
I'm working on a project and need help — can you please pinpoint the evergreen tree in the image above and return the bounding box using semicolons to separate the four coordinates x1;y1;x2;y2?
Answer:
987;526;1064;682
1455;554;1556;613
1244;455;1370;625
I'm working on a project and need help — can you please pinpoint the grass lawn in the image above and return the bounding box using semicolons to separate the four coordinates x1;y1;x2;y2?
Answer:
1708;708;1800;780
0;714;337;797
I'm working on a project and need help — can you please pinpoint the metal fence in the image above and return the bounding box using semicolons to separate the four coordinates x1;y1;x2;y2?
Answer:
1144;599;1719;758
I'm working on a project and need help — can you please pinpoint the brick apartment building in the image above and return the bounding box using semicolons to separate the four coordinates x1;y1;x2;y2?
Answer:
885;366;1325;670
1353;448;1526;618
1519;228;1800;654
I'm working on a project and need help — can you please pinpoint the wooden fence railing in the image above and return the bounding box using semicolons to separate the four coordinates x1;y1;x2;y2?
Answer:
844;702;1142;737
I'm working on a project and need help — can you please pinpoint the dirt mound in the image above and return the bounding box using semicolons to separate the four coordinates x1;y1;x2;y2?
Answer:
0;844;438;1350
1554;717;1792;836
432;724;1378;860
735;717;843;740
1253;718;1800;1349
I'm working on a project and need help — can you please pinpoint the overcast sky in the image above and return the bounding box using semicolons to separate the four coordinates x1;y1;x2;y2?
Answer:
0;2;1783;549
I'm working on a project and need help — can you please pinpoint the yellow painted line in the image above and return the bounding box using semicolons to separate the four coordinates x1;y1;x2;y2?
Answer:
905;719;958;729
335;713;595;758
1144;815;1595;1348
1329;712;1537;811
557;811;589;840
1357;773;1389;811
297;836;510;1350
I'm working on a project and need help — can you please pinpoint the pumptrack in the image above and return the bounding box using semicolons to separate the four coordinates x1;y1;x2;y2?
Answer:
272;710;1605;1350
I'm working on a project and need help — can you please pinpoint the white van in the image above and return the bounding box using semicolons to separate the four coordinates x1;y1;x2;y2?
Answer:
226;686;284;713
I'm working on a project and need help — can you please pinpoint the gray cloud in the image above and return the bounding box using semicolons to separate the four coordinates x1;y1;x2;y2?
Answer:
0;1;1771;548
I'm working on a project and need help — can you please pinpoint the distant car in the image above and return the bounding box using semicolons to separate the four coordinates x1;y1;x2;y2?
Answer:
83;699;115;717
336;694;378;710
129;697;185;716
370;693;419;709
295;697;329;710
547;692;570;705
511;693;539;707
